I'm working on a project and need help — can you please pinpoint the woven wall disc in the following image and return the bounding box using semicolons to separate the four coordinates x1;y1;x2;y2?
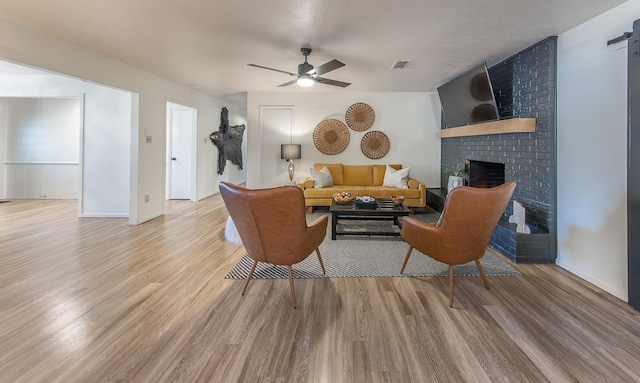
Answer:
345;102;375;131
360;130;390;159
313;119;350;155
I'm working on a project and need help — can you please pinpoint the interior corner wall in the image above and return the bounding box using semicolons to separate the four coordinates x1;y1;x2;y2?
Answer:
0;17;243;223
246;92;441;189
556;0;640;301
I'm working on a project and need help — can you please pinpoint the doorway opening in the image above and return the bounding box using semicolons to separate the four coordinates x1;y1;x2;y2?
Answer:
0;59;134;220
166;102;197;201
0;96;82;203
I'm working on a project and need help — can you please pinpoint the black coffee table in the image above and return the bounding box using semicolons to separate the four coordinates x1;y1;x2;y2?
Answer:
329;198;411;240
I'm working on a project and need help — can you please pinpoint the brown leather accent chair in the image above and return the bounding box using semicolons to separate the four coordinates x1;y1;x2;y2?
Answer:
219;182;328;308
400;182;516;307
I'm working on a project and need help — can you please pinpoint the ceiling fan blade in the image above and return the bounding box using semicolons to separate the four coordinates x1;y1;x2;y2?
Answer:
277;79;298;87
313;77;351;88
307;59;345;76
247;64;297;77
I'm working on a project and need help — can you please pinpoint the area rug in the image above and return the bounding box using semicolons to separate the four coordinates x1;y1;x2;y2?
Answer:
225;213;521;279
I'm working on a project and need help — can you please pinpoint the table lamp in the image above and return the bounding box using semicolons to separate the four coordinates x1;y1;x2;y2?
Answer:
281;144;301;183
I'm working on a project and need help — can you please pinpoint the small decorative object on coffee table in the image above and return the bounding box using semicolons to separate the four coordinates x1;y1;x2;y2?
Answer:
392;195;405;205
333;192;354;203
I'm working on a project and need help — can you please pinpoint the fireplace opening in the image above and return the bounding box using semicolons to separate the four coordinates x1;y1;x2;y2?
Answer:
464;159;505;188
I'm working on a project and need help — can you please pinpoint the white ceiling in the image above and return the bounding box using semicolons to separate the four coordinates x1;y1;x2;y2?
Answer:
0;0;627;96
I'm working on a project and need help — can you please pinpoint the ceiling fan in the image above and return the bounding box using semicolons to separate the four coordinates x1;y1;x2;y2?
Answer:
248;47;350;88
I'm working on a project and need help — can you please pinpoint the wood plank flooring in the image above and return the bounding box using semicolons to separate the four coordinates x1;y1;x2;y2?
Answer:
0;197;639;382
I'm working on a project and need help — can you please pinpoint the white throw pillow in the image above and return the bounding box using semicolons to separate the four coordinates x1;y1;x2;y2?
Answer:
310;166;334;188
382;165;410;189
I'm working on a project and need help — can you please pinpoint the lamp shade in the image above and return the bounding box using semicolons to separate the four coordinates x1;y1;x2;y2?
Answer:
281;144;301;160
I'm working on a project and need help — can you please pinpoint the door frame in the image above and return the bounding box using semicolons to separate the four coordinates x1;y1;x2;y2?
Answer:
628;19;640;310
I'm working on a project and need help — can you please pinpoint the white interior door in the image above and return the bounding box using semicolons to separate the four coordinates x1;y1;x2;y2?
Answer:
260;106;293;187
167;103;196;200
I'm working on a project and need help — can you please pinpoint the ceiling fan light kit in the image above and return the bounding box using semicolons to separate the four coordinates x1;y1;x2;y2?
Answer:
248;47;350;88
296;74;314;87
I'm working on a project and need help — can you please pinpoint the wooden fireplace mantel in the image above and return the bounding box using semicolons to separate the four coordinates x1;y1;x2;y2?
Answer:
440;118;536;138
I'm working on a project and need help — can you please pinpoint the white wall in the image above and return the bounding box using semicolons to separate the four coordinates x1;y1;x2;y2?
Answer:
557;0;640;301
0;17;246;223
204;93;248;195
0;74;131;215
4;98;80;162
247;92;441;189
1;97;80;199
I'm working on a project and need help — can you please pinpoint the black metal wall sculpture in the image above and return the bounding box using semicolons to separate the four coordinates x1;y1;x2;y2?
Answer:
210;107;245;175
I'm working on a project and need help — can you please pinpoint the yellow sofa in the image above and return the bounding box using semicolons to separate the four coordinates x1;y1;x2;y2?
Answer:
297;163;426;214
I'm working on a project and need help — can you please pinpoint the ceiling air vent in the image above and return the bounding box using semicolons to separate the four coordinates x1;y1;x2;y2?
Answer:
391;60;411;69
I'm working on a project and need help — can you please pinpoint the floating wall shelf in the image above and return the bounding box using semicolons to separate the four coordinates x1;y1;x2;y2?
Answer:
440;118;536;138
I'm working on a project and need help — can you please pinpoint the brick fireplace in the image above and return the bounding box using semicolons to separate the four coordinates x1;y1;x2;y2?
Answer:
440;37;557;264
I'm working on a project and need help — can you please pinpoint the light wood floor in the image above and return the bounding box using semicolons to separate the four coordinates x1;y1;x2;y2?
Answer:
1;197;639;382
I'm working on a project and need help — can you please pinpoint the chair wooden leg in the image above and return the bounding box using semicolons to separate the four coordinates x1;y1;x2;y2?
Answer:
448;264;454;308
475;259;491;290
316;248;326;274
306;206;313;214
400;246;414;274
287;265;297;308
242;260;259;295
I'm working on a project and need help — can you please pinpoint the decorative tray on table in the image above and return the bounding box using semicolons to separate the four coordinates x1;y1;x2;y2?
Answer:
355;196;377;209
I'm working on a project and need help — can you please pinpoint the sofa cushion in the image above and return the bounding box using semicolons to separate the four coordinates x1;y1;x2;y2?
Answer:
373;164;402;186
382;165;410;189
310;166;334;188
303;178;315;189
343;165;373;186
313;163;344;185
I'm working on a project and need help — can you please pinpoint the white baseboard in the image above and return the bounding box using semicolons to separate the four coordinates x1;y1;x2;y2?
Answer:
198;190;218;201
140;211;164;223
81;213;128;218
556;260;628;302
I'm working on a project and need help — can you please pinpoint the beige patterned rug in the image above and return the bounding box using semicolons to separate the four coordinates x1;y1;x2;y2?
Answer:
225;213;521;279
